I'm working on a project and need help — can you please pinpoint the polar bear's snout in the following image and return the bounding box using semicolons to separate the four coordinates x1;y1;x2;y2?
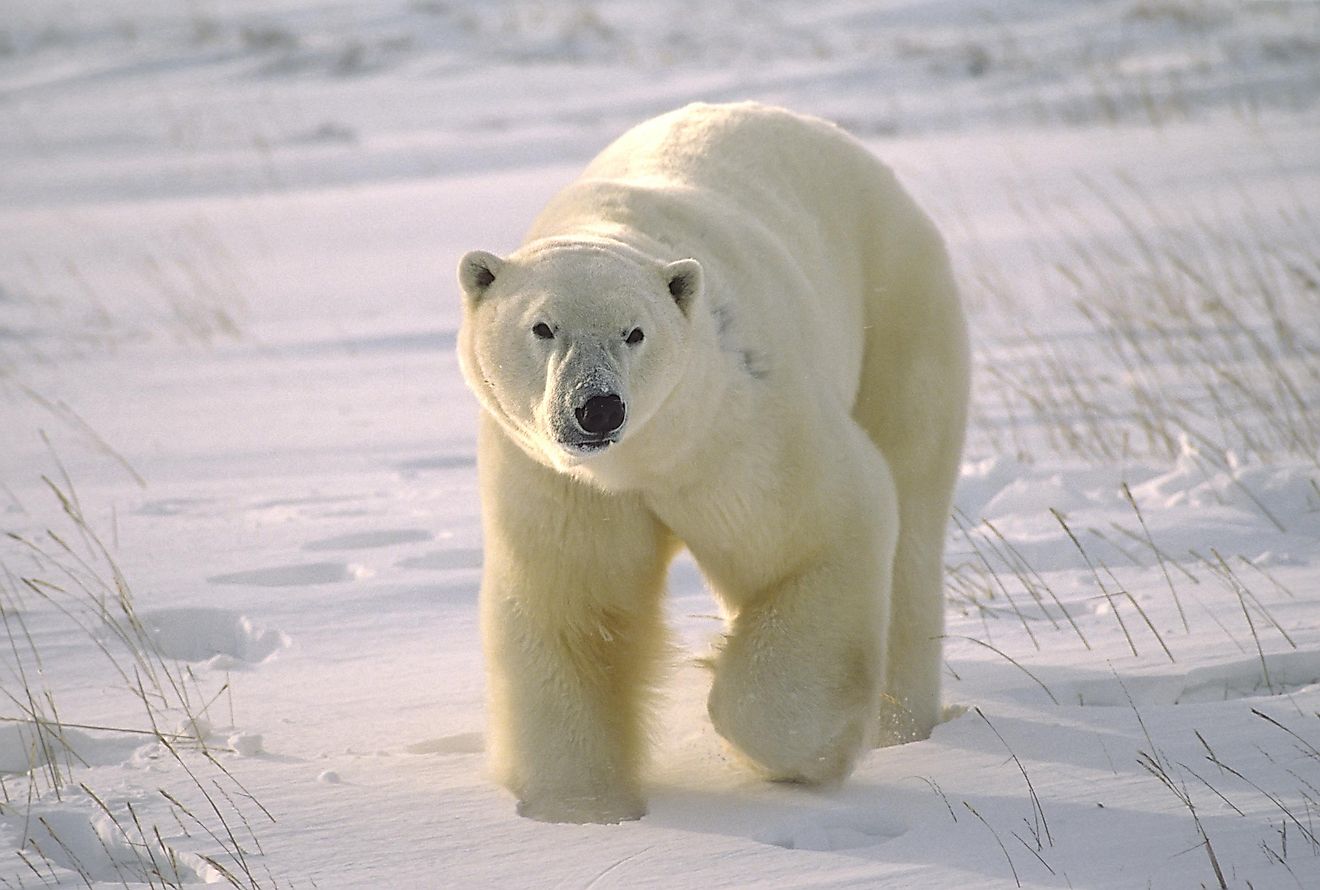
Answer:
560;387;626;454
576;393;626;438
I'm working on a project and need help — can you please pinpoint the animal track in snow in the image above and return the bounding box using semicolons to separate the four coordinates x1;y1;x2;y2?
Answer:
395;548;483;571
242;494;373;523
136;608;289;666
394;454;474;478
303;528;432;551
756;811;905;852
207;561;369;587
404;733;484;755
135;497;214;517
248;494;361;511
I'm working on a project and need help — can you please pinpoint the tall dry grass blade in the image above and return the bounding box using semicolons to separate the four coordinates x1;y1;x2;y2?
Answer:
975;707;1053;848
1108;522;1200;584
947;636;1058;705
982;517;1093;648
1052;509;1139;657
963;800;1021;888
32;817;98;890
1196;731;1320;852
1251;709;1320;762
1121;482;1189;632
1204;552;1297;649
912;775;958;823
18;386;145;488
1209;548;1276;694
1136;752;1227;890
952;512;1040;650
1173;760;1246;818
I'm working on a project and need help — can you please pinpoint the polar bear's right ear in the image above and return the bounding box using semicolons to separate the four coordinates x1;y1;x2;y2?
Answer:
458;250;505;304
661;258;703;316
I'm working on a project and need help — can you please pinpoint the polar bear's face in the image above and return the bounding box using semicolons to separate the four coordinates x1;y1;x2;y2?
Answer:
457;243;703;473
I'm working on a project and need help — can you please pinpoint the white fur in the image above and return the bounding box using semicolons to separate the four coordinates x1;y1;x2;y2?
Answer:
456;102;969;823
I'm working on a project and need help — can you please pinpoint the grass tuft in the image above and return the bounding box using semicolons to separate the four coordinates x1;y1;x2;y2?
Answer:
1;466;277;887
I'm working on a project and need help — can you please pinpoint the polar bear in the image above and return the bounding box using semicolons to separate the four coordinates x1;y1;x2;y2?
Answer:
456;102;969;824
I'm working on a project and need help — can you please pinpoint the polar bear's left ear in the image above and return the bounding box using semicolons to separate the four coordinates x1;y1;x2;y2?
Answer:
458;250;505;304
661;259;703;316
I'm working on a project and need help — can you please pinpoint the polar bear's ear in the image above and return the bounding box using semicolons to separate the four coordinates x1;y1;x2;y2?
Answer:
458;250;505;304
661;258;703;316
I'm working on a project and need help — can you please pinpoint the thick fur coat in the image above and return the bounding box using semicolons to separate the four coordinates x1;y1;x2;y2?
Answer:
457;102;969;823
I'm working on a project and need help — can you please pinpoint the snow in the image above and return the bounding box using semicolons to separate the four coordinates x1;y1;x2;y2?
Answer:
2;0;1318;887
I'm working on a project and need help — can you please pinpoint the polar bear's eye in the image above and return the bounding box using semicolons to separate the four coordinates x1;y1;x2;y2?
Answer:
532;322;555;340
625;328;645;345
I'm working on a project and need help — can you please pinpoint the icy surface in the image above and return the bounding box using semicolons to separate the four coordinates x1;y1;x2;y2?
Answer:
2;1;1318;887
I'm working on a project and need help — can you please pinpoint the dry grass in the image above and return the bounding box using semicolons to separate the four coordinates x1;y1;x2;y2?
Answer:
965;170;1320;470
0;217;248;379
1;469;278;888
940;146;1320;884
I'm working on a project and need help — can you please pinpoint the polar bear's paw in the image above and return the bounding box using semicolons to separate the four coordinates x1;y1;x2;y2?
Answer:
708;676;868;785
724;717;867;787
515;790;646;824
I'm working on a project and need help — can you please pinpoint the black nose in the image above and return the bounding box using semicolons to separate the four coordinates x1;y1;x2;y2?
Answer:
576;394;626;436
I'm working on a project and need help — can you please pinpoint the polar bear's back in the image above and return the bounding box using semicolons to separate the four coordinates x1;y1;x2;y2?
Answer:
530;102;905;402
584;102;883;214
575;103;894;273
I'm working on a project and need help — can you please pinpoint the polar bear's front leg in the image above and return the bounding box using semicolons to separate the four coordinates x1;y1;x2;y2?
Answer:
702;436;899;785
478;424;673;823
706;554;891;785
483;590;664;823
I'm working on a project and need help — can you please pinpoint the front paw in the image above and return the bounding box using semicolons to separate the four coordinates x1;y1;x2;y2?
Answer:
709;669;868;785
515;790;646;824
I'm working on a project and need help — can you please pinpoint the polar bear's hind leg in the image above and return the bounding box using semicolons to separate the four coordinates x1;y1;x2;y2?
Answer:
853;190;970;746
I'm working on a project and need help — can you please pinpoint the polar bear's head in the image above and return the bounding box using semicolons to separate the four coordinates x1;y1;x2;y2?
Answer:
457;240;703;474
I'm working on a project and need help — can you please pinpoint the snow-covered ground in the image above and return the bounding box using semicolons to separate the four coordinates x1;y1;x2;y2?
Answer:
2;1;1319;886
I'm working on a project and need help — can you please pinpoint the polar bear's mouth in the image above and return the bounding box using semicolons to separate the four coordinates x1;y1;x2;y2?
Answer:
563;436;616;454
